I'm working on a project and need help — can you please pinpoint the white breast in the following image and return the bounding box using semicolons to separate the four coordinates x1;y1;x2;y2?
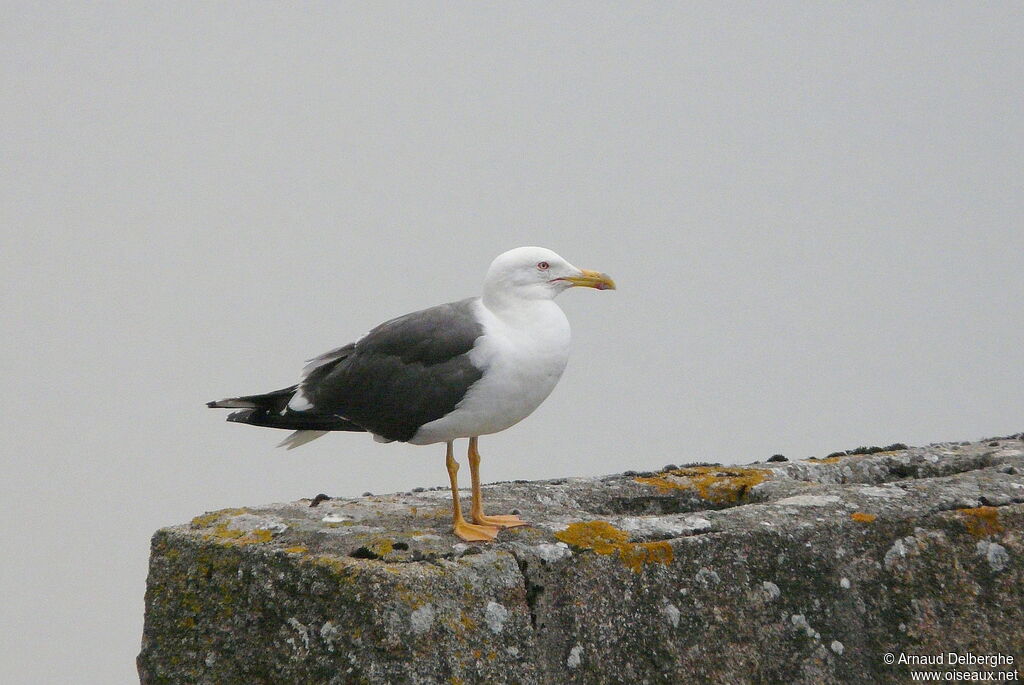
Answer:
409;299;571;445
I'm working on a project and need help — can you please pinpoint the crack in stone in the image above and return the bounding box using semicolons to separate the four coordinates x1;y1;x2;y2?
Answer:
509;550;545;633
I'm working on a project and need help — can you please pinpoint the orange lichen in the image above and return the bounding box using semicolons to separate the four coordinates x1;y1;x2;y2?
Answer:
283;546;308;554
617;541;675;573
958;507;1003;538
555;520;628;553
555;521;673;573
635;466;770;503
850;512;877;523
806;457;843;464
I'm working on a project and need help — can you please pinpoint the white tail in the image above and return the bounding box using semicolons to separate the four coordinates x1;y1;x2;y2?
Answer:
276;430;329;450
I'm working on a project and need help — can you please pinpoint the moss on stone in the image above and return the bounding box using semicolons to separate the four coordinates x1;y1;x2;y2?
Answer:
205;523;273;545
189;508;248;529
368;538;394;557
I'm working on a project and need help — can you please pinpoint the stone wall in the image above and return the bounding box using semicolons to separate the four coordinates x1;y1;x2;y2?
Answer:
138;436;1024;683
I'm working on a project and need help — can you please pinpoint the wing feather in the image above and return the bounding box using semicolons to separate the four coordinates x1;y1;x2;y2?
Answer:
300;298;485;441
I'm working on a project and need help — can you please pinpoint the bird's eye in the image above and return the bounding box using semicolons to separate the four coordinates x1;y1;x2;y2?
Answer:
537;261;550;270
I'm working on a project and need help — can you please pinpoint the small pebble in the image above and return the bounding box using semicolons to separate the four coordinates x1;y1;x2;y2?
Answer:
362;491;373;497
412;487;425;492
663;464;678;471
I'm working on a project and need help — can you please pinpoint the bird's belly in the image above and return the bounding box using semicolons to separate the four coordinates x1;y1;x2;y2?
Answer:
409;337;569;445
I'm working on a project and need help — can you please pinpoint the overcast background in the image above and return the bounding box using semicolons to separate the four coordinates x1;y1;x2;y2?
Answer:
3;2;1022;682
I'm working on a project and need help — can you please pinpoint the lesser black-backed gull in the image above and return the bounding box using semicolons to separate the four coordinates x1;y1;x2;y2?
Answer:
208;246;615;541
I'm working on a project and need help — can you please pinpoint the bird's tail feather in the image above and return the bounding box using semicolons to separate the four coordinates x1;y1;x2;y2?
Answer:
207;385;367;434
207;385;297;410
277;430;330;450
206;398;257;409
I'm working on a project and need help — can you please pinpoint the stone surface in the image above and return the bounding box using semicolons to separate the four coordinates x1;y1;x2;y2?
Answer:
139;436;1024;684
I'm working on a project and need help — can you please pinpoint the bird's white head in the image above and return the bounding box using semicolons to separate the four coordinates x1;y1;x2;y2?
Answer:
482;246;616;308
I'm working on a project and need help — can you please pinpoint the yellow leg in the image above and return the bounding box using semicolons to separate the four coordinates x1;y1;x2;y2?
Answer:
468;437;528;528
446;441;498;542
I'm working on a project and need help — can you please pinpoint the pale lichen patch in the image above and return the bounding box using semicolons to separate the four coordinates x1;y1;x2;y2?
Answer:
567;644;583;669
534;542;572;564
790;614;820;640
883;536;917;571
321;513;352;523
775;494;842;507
410;604;435;635
661;600;680;628
484;601;508;634
857;486;907;499
976;540;1010;572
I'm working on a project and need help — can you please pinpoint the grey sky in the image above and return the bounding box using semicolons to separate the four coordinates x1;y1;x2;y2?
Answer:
3;3;1022;681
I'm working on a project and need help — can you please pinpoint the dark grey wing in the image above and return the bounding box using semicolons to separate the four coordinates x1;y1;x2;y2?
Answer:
300;298;485;441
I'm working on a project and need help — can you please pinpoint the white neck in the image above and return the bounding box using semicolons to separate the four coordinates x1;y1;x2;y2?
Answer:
482;290;564;327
